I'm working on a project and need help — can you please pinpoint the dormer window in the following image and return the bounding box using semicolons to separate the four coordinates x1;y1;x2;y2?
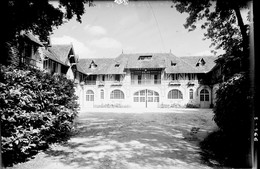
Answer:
89;60;97;69
138;55;152;60
115;63;120;67
171;61;176;66
196;58;206;67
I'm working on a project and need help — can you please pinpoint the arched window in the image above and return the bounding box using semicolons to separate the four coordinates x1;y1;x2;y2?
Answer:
110;90;124;99
200;89;209;101
100;89;104;99
168;89;183;99
86;90;94;101
189;89;194;99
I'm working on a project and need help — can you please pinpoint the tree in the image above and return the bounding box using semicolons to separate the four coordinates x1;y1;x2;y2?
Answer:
172;0;250;76
2;0;94;65
171;0;253;167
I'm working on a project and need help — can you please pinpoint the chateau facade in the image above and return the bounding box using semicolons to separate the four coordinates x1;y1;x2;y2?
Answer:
76;53;218;109
16;34;219;109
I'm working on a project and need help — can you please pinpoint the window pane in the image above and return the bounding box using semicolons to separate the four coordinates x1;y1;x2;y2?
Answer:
100;90;104;99
111;90;124;99
168;89;183;99
154;97;159;102
140;97;145;102
200;95;204;101
190;89;193;99
140;90;145;96
148;97;153;102
134;97;139;102
205;94;209;101
148;90;153;96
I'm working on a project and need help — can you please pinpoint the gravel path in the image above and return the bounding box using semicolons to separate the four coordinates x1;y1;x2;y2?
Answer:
8;109;223;169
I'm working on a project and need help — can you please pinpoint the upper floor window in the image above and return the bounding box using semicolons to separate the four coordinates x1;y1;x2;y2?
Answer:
115;74;120;81
86;75;97;85
168;89;183;99
110;90;124;99
102;75;105;81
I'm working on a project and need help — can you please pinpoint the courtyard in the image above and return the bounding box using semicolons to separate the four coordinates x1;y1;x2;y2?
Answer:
8;108;222;169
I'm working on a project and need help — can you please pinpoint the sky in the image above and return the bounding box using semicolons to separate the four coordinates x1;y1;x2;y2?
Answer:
50;1;226;59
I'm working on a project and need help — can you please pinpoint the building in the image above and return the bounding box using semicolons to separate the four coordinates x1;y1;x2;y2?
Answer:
15;34;219;109
76;53;218;109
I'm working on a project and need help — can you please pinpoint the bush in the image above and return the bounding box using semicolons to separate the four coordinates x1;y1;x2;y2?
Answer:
213;73;252;135
186;103;199;108
0;65;79;167
210;72;253;167
94;104;130;108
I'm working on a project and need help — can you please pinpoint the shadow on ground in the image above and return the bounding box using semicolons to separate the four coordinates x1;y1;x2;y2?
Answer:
43;112;219;169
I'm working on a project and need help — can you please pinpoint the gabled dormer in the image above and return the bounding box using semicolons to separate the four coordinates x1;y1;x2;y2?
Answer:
196;58;206;67
89;60;97;69
171;60;177;66
115;62;120;67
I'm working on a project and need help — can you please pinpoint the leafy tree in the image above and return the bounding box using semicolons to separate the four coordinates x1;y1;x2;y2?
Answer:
2;0;94;65
172;0;250;75
171;0;253;167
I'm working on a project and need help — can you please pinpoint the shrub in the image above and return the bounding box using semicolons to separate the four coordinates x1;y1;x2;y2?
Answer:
0;65;79;167
210;72;253;167
213;73;252;135
186;103;199;108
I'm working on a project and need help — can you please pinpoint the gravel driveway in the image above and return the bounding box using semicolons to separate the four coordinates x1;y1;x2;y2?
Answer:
8;108;221;169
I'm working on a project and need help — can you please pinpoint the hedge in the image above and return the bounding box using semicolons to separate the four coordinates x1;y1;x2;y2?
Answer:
0;65;79;167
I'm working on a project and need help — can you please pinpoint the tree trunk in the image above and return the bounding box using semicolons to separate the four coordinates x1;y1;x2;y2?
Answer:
232;4;249;72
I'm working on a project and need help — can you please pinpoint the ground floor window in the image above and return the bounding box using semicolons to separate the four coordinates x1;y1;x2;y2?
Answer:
100;89;104;99
133;89;159;102
86;90;94;101
189;89;194;99
110;89;124;99
168;89;183;99
200;89;209;101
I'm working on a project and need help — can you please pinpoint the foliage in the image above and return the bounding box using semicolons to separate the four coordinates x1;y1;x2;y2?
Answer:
3;0;94;42
213;73;252;135
200;129;252;167
199;73;252;167
94;104;130;108
186;103;199;108
172;1;253;167
0;65;79;167
159;103;183;108
172;0;250;77
1;0;94;65
172;0;249;53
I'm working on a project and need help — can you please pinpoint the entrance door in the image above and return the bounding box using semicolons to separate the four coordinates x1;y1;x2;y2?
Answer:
133;89;159;108
200;89;210;108
86;90;94;107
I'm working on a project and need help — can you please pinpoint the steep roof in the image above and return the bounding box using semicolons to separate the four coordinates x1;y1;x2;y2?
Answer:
77;53;217;75
116;53;167;69
180;56;217;73
48;45;74;65
42;49;66;66
24;33;44;47
78;58;116;75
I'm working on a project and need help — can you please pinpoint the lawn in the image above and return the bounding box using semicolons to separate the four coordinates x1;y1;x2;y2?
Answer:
7;109;223;169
